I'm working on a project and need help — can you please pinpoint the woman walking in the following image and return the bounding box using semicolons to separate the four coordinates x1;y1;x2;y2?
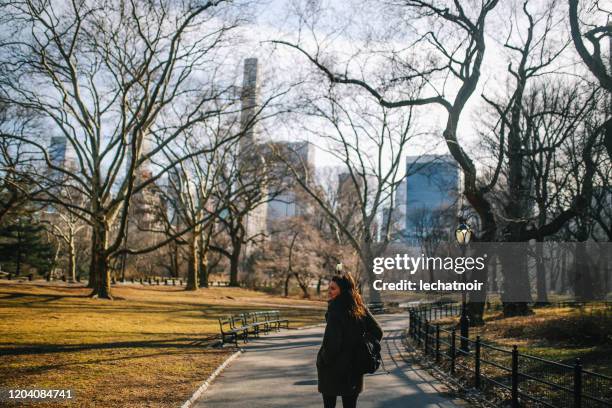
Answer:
316;273;383;408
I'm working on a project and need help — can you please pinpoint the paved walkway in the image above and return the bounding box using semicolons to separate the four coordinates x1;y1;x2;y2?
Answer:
195;313;463;407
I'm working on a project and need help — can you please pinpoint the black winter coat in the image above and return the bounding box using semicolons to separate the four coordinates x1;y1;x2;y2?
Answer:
316;300;383;396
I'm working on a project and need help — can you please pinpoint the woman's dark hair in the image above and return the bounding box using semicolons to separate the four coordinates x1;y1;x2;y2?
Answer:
331;273;366;319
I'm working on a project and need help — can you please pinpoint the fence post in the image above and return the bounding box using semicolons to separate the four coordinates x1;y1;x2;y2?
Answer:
451;328;456;374
511;345;519;408
475;336;481;389
436;324;440;363
409;311;414;336
574;358;582;408
424;321;429;354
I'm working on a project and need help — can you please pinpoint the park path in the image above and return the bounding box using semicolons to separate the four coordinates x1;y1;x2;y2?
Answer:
194;313;464;407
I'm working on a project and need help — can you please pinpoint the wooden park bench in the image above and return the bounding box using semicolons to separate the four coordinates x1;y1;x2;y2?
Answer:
218;316;245;346
218;310;290;346
263;310;289;331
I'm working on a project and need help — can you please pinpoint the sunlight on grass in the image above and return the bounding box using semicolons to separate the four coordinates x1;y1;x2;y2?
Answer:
0;281;326;407
435;304;612;375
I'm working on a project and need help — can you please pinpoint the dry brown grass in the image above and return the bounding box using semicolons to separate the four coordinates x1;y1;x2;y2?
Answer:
415;304;612;406
434;304;612;374
0;281;326;407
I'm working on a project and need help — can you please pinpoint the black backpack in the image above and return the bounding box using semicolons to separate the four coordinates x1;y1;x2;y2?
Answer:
353;318;382;374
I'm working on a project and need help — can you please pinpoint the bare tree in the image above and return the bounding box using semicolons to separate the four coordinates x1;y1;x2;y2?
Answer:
0;0;256;298
157;121;238;290
271;87;419;302
209;139;292;287
0;104;45;223
273;0;501;313
276;0;608;318
568;0;612;91
257;217;329;298
42;194;88;282
568;0;612;159
478;1;591;315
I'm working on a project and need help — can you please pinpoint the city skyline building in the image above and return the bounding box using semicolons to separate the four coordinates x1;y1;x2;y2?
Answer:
239;58;268;247
403;154;461;243
265;141;315;229
48;136;67;169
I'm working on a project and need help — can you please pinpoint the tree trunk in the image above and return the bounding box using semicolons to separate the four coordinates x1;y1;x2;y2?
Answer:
51;242;61;279
462;197;497;323
574;241;592;301
198;247;209;289
467;243;489;325
603;249;610;296
87;232;98;288
186;235;199;290
90;223;112;299
229;240;242;287
500;243;533;317
68;234;76;283
360;251;381;303
284;271;291;297
293;272;310;298
15;229;22;276
169;240;179;278
534;240;549;305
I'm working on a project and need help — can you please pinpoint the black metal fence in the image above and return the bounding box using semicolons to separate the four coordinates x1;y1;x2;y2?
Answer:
408;304;612;408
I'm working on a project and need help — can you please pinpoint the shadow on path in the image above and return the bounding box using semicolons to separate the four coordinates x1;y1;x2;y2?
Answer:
195;313;462;408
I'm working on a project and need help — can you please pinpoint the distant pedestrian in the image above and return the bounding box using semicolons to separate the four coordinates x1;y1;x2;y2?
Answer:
317;273;383;408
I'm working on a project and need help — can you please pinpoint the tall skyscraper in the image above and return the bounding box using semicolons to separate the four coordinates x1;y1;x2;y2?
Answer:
404;154;461;242
266;141;314;228
239;58;268;243
240;57;261;149
48;136;67;168
47;136;77;177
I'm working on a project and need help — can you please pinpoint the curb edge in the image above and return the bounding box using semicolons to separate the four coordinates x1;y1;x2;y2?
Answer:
180;349;243;408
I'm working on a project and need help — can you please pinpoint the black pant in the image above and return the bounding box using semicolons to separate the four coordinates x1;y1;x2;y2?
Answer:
322;394;358;408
